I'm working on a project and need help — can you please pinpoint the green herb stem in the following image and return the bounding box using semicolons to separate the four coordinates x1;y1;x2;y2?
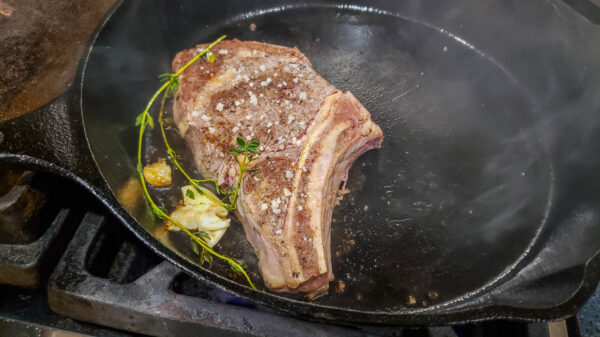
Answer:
136;35;256;289
230;153;246;210
157;90;228;208
175;35;226;76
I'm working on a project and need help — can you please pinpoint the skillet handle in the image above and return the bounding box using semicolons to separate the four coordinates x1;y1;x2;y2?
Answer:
0;93;106;191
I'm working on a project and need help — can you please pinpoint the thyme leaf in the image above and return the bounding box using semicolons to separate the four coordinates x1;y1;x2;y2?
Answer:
135;113;144;126
191;241;200;255
205;51;215;63
200;248;213;267
195;231;210;239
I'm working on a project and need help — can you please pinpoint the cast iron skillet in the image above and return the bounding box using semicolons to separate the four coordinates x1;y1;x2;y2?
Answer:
2;0;600;325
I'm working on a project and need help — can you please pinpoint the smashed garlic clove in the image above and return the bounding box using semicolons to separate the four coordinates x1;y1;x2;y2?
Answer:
203;228;228;247
143;159;172;186
182;186;227;213
169;185;231;247
170;205;231;231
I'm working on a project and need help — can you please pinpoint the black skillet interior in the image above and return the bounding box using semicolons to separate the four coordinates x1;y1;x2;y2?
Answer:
3;0;600;325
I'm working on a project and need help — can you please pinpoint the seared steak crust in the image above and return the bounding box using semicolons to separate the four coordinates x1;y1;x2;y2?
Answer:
173;40;383;294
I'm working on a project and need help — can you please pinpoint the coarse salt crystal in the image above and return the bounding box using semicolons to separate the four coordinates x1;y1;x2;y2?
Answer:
285;170;293;180
287;116;295;124
274;73;278;77
250;95;258;105
274;229;282;234
201;115;211;121
218;49;228;54
232;126;239;133
249;82;254;87
191;110;200;117
282;81;287;86
259;145;264;151
277;84;282;88
297;205;303;211
246;114;252;120
260;203;268;211
246;135;252;141
267;122;272;127
259;65;266;72
299;121;306;127
260;81;268;87
283;188;291;196
215;102;224;112
259;93;264;98
267;129;271;134
293;78;299;83
271;199;280;209
235;100;240;106
299;92;307;100
266;77;272;83
209;127;215;134
273;209;281;215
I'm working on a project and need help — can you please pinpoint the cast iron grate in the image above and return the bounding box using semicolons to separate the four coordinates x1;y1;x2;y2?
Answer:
85;218;162;284
0;169;83;287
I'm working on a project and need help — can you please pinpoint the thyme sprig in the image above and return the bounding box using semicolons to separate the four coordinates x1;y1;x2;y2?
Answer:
228;137;261;210
135;35;256;289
